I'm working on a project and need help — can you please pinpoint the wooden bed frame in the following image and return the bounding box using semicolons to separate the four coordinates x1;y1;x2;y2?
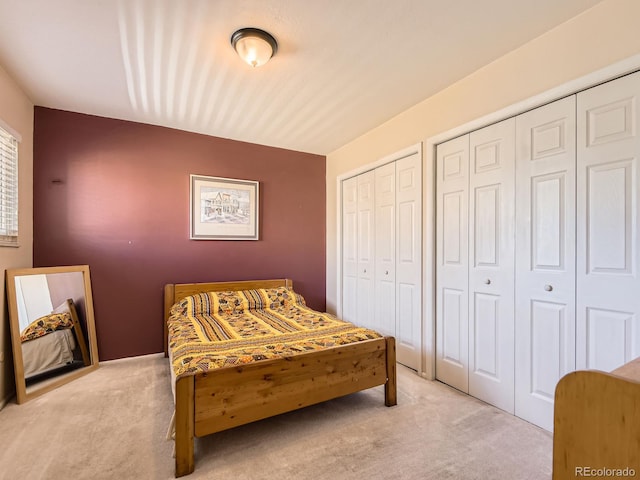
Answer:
163;279;397;478
67;298;91;367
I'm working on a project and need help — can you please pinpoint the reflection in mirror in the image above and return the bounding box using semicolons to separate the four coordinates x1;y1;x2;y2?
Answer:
6;265;99;404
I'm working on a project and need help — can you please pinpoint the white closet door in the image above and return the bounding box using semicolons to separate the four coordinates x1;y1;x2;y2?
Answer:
375;162;396;337
468;118;516;414
356;171;376;330
436;135;470;392
577;71;640;371
395;152;422;370
515;96;576;431
342;176;358;324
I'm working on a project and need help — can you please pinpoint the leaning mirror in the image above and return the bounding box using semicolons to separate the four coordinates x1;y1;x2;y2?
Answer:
6;265;99;404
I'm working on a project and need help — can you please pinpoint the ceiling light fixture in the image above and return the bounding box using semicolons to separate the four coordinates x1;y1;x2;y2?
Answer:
231;28;278;67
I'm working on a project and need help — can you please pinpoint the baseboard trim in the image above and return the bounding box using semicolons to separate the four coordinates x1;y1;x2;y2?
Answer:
100;351;166;365
0;392;15;410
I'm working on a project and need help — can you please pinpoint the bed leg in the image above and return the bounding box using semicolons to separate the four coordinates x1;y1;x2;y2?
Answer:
384;337;397;407
164;284;175;358
175;376;195;477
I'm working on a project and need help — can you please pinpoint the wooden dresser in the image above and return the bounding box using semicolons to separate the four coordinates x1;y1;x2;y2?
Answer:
553;357;640;479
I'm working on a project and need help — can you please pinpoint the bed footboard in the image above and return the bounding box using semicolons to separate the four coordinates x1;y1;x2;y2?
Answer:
173;336;396;477
193;336;394;436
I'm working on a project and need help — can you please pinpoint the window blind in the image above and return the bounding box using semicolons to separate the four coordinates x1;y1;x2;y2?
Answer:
0;125;18;244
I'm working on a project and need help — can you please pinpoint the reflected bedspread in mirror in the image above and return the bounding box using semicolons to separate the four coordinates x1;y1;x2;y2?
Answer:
6;265;99;404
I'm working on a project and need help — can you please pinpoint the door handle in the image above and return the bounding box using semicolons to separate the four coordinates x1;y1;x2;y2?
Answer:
484;279;491;285
544;284;553;292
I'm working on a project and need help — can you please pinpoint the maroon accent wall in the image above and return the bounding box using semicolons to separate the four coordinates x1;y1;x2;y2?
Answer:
33;107;326;361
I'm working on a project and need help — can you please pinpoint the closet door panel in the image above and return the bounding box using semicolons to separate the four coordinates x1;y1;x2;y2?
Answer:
473;292;499;377
514;95;576;431
436;136;470;392
474;185;499;266
342;176;358;324
577;71;640;371
586;308;636;371
396;152;422;370
529;301;568;396
375;163;396;337
587;161;632;273
468;118;515;414
356;171;376;330
442;288;464;366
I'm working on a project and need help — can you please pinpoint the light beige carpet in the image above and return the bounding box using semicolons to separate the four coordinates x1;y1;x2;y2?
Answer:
0;354;552;480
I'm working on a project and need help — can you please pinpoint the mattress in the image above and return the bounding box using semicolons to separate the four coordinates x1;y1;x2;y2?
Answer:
168;286;381;381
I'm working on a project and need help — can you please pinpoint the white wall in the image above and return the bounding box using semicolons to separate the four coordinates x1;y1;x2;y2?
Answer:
0;62;34;408
326;0;640;347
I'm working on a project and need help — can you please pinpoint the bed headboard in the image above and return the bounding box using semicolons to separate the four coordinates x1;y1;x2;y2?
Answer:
162;278;294;355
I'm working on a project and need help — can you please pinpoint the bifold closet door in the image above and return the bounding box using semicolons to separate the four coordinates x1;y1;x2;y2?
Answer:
343;152;422;369
356;171;376;330
374;162;396;337
577;71;640;371
342;176;358;324
434;70;640;430
514;96;576;431
395;152;422;371
468;118;516;414
341;172;377;329
436;135;470;393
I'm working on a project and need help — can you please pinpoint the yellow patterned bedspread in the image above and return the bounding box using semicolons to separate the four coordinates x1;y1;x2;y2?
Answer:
168;287;381;380
20;312;73;343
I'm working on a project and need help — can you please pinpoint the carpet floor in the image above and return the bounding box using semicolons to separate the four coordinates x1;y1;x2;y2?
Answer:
0;354;552;480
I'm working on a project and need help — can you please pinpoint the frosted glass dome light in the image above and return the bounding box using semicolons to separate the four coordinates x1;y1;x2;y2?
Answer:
231;28;278;67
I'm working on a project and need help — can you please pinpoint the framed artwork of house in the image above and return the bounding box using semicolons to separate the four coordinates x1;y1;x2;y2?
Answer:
190;175;259;240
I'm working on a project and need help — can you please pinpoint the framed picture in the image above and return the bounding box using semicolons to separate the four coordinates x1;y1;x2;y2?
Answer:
190;175;259;240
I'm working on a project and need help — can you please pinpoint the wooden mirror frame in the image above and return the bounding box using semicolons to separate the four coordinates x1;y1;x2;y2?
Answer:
6;265;99;404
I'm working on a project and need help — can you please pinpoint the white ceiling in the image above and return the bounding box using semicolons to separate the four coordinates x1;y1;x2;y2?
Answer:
0;0;602;155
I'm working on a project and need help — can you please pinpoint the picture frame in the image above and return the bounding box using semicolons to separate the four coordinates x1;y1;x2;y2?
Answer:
190;175;259;240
